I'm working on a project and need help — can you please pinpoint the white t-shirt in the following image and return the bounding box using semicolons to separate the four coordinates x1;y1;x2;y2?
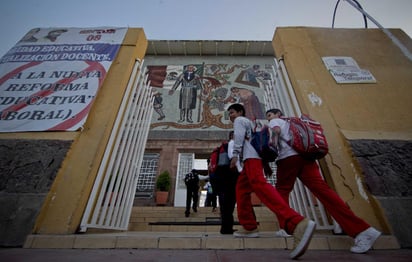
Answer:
232;116;260;160
268;118;298;160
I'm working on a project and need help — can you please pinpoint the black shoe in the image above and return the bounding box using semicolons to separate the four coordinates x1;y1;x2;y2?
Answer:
220;229;237;235
193;207;197;213
185;211;190;217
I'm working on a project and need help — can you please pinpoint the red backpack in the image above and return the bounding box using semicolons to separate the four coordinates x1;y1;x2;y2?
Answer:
284;114;329;160
209;142;229;173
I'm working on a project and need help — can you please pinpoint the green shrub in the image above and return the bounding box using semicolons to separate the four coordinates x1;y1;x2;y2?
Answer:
156;171;171;191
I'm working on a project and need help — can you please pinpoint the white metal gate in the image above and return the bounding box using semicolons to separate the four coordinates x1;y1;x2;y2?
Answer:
266;58;338;231
80;60;154;232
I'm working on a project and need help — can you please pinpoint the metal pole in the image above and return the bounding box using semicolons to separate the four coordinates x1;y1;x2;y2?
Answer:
343;0;412;61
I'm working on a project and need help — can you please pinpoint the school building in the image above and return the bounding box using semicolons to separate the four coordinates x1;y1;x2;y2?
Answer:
0;26;411;250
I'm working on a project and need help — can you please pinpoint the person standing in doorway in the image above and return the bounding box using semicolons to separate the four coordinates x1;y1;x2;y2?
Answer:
184;169;208;217
203;179;217;211
227;103;316;259
265;108;381;254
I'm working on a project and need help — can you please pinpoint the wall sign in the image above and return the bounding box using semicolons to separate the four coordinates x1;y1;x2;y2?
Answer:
322;56;376;84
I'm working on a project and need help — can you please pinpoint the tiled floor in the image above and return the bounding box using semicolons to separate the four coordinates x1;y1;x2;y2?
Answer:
3;248;412;262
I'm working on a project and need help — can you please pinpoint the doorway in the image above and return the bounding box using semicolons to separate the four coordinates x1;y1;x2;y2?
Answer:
173;153;209;207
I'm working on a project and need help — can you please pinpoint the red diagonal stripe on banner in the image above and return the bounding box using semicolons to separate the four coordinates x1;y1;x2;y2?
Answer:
0;61;42;85
1;61;106;131
48;102;93;131
48;61;107;130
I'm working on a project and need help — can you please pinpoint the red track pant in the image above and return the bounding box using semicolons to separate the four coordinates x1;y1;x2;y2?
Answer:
276;155;370;237
236;158;304;234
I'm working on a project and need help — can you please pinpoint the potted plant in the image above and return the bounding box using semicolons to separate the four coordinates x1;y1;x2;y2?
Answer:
155;170;171;205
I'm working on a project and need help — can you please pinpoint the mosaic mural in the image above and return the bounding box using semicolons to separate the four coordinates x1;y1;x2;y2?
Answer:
146;63;273;131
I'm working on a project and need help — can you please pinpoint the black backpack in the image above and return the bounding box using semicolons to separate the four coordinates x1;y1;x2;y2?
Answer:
184;171;199;186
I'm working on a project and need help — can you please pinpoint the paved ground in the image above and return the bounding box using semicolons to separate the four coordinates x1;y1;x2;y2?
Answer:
1;248;412;262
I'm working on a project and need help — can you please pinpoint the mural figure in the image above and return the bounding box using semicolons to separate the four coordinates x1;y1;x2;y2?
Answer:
148;63;269;130
235;64;272;87
153;91;165;120
209;87;228;112
224;86;264;120
169;65;203;123
166;71;179;81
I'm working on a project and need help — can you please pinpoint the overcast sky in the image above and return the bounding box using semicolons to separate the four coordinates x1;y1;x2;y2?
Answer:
0;0;411;57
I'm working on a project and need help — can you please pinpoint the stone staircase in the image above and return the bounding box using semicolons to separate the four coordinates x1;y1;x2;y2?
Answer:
24;206;401;250
128;206;278;232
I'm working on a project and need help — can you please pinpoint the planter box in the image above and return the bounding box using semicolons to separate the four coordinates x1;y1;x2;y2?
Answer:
156;191;169;206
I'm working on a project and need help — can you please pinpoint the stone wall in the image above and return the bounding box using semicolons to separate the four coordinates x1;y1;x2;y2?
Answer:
0;139;71;247
350;139;412;248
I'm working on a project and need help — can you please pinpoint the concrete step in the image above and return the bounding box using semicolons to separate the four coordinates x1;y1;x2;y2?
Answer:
24;231;400;250
23;206;401;250
129;206;279;232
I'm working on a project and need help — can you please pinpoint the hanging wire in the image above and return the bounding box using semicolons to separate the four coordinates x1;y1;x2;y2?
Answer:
332;0;368;29
332;0;412;61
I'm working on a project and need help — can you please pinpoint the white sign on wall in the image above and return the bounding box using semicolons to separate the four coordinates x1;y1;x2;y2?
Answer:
0;27;127;132
322;56;376;84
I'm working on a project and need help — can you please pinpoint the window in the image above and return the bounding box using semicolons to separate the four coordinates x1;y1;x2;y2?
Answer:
135;153;159;198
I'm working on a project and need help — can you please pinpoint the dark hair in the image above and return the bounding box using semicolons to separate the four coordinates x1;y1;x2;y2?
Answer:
227;103;245;116
266;108;283;116
229;131;234;139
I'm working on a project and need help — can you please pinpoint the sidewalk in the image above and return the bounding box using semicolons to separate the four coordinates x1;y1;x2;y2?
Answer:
1;248;412;262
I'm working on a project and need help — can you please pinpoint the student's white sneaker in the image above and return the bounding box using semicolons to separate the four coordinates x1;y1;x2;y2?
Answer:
233;227;259;238
350;227;381;254
274;229;292;237
290;219;316;259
